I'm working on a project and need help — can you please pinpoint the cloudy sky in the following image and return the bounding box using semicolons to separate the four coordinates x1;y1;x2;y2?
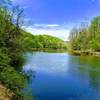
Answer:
11;0;100;40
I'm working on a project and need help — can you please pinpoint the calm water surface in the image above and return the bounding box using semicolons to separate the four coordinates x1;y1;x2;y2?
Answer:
23;52;100;100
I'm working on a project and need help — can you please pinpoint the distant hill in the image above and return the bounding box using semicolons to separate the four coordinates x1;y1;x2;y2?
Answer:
21;31;67;50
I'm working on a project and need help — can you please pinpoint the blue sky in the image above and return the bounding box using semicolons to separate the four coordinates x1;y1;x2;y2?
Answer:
11;0;100;40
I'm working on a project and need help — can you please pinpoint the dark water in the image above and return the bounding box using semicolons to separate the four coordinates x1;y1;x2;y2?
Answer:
23;52;100;100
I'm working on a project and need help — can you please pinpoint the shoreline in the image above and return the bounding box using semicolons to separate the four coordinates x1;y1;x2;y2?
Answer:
29;48;67;52
71;50;100;57
26;48;100;57
0;84;14;100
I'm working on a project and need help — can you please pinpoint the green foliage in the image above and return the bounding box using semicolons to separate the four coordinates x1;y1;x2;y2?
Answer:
0;49;11;67
9;52;26;70
0;67;26;91
0;4;33;100
89;16;100;38
21;33;67;50
70;16;100;52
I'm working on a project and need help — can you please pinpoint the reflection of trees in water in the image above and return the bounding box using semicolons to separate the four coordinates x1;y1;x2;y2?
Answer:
23;69;36;83
78;56;100;68
89;70;100;90
23;70;36;100
28;70;36;83
76;56;100;90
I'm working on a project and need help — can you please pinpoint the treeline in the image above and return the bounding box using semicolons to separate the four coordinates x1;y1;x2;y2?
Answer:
69;16;100;53
21;32;67;50
0;1;33;100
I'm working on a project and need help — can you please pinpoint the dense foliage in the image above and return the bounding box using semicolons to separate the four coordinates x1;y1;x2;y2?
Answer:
69;16;100;52
21;32;67;50
0;2;33;100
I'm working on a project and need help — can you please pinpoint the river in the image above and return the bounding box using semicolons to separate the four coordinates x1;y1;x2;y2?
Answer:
23;52;100;100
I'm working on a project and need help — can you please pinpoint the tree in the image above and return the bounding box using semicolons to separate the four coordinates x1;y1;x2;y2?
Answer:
89;16;100;39
69;17;100;52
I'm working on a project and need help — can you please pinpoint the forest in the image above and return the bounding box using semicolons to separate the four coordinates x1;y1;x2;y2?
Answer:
69;16;100;54
21;32;67;50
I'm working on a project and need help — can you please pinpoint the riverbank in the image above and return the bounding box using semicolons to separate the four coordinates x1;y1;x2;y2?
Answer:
0;84;14;100
71;50;100;57
30;48;67;52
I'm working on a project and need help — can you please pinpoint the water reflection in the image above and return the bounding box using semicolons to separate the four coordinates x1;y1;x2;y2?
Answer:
23;52;100;100
24;52;70;75
73;56;100;90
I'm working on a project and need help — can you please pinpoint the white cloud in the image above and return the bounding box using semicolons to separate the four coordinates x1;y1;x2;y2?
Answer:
34;24;60;27
22;24;70;41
